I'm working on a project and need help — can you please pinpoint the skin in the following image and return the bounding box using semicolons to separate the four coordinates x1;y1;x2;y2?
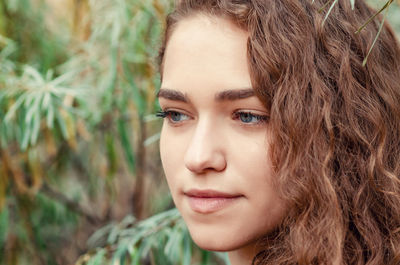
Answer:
158;14;288;265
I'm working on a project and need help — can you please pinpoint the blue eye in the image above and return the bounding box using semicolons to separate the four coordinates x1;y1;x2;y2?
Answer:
234;111;268;125
156;110;268;126
156;110;190;123
169;111;188;122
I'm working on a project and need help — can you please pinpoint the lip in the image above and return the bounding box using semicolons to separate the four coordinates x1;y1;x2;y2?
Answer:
184;189;243;214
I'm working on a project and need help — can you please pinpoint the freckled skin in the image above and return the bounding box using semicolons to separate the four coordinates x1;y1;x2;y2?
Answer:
159;14;288;265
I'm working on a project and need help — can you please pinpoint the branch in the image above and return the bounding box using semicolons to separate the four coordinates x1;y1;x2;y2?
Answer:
40;183;100;225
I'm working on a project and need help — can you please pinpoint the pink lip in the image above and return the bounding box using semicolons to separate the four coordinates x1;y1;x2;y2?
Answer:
184;189;243;214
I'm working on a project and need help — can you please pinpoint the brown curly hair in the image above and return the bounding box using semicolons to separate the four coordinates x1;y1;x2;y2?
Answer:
157;0;400;264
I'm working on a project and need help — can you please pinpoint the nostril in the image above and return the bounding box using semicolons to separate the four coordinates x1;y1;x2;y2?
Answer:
183;121;227;174
184;151;227;174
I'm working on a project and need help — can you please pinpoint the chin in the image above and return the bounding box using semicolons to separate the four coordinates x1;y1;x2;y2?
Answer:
191;234;237;252
186;223;253;252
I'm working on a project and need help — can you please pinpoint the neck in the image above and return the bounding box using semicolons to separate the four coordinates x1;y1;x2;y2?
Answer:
227;242;257;265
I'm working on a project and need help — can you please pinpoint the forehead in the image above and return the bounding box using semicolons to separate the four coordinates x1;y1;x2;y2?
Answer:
162;14;252;90
167;14;248;51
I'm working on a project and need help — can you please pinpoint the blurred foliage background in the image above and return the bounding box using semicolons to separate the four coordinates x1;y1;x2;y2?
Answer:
0;0;399;264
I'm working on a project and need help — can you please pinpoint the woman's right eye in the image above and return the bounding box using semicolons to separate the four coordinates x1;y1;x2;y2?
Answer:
156;110;190;124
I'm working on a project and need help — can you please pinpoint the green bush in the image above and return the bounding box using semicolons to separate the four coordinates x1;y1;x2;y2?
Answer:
0;0;398;264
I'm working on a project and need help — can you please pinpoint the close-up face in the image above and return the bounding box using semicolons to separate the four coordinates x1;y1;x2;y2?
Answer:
158;14;288;253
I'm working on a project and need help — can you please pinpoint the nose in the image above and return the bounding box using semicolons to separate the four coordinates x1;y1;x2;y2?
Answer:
184;118;226;174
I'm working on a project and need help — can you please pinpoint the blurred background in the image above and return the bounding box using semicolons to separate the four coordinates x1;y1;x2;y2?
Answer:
0;0;399;264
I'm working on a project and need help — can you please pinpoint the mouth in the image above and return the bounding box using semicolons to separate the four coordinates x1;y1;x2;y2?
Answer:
184;189;243;214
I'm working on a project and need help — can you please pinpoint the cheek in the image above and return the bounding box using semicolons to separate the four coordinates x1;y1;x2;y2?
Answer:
228;131;273;189
159;124;287;252
228;133;287;230
160;128;176;184
190;133;286;250
159;126;188;194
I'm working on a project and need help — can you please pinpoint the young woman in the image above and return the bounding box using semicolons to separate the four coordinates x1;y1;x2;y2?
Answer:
156;0;400;264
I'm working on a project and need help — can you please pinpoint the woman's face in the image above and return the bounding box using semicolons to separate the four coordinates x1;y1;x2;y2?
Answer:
158;14;287;253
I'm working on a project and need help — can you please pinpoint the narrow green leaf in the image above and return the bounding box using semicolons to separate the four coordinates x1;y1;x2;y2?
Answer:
362;2;390;66
21;121;31;150
164;227;181;258
144;132;160;147
46;103;55;128
103;46;118;111
117;119;135;174
182;232;192;265
49;70;77;87
350;0;355;10
355;0;393;34
108;222;121;244
41;92;51;110
323;0;338;26
24;91;37;108
30;112;41;145
131;244;145;265
201;250;211;265
111;17;122;48
140;236;156;259
112;244;128;265
55;110;68;139
25;94;41;125
318;0;332;13
213;252;232;265
106;133;118;176
122;61;146;115
87;223;116;249
45;69;54;81
0;207;9;246
87;249;107;265
23;65;44;84
4;93;27;123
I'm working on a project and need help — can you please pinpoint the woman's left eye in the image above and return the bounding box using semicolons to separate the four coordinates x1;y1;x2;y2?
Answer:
233;111;269;125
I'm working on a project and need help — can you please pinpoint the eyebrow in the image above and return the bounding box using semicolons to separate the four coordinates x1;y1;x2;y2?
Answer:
157;88;255;102
215;88;255;101
157;88;189;103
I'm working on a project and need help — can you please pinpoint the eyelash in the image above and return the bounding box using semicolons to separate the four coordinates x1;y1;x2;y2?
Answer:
156;110;269;126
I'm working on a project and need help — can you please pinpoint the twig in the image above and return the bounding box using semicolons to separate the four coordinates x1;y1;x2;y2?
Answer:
355;0;394;34
40;182;100;224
